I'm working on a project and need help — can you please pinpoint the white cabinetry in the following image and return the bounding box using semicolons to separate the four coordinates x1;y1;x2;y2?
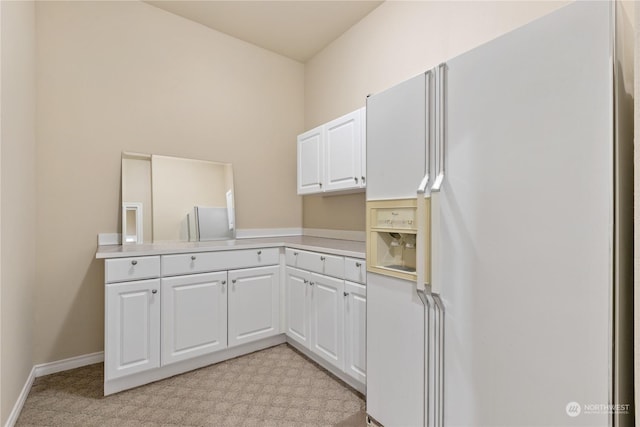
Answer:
297;107;366;195
228;265;280;347
285;267;311;347
105;278;160;380
344;281;367;384
324;109;364;192
297;126;324;194
101;244;364;395
161;272;228;365
284;248;366;387
310;273;345;370
103;248;281;395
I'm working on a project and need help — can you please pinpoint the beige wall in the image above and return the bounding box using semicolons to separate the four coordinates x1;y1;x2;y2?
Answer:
35;1;304;363
1;0;37;424
302;0;567;231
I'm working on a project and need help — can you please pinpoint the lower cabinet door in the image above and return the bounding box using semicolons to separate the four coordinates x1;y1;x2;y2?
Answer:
310;273;345;370
344;281;367;383
105;279;161;380
228;265;280;347
285;267;311;347
161;271;228;365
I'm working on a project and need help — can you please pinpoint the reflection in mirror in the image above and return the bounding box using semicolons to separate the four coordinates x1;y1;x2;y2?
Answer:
121;152;235;243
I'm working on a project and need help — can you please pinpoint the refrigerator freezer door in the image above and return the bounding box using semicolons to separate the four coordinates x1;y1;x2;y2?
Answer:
366;72;428;201
366;272;425;426
441;2;612;426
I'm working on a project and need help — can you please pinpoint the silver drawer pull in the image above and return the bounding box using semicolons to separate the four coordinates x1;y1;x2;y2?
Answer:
232;279;237;284
221;280;226;285
257;250;262;255
303;279;308;284
320;256;326;261
355;262;362;267
191;255;196;261
293;252;299;256
151;289;157;294
343;291;349;297
309;281;314;286
131;260;138;266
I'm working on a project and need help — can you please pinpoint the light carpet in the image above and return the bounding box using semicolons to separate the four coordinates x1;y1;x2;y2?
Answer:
16;344;366;426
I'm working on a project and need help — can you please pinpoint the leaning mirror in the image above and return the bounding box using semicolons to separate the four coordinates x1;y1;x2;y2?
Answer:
121;152;235;243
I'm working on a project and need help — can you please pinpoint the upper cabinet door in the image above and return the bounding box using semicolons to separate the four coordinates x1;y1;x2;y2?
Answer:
297;126;324;195
324;110;363;193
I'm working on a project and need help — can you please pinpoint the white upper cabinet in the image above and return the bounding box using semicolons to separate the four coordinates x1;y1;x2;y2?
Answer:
297;126;324;195
297;107;366;195
324;109;363;192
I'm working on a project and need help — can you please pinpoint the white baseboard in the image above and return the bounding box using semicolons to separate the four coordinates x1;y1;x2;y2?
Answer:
4;366;35;427
34;351;104;377
303;228;365;242
235;228;302;238
4;352;104;427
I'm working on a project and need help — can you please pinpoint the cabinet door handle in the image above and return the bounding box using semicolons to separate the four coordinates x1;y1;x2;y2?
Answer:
221;280;226;285
343;291;349;297
361;176;366;184
320;256;326;261
232;279;237;284
151;289;157;294
354;177;358;183
309;282;314;286
319;182;323;188
131;260;137;266
355;262;362;267
303;279;308;284
293;252;299;256
191;255;196;261
257;250;262;255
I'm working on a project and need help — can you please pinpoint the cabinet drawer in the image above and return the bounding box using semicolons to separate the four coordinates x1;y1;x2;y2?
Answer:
285;248;344;279
345;258;366;284
105;256;160;283
162;248;279;277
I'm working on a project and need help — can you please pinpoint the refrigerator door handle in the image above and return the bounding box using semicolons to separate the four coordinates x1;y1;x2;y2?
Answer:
416;174;429;300
430;63;446;297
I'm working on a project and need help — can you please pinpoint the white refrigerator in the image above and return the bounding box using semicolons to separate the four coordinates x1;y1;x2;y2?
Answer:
365;2;633;426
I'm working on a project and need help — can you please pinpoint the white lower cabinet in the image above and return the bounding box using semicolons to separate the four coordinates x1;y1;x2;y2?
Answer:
344;281;367;384
285;267;311;347
105;279;161;380
161;272;228;365
228;265;280;347
285;261;366;384
310;272;345;370
103;247;364;395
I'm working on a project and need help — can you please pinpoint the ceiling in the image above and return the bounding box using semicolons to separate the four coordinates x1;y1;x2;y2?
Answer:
145;1;384;63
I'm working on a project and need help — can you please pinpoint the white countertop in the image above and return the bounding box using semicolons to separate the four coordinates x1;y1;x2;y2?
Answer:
96;236;366;260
